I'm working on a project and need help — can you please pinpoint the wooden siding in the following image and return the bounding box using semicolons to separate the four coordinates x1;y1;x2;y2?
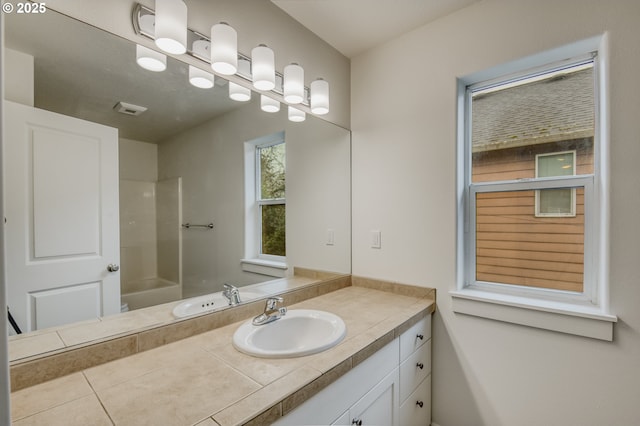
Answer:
472;140;591;292
473;138;594;183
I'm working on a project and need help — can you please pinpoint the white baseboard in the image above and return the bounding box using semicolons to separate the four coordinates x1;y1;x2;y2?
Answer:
431;423;442;426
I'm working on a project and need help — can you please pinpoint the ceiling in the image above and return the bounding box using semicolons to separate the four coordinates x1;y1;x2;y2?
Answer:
271;0;479;58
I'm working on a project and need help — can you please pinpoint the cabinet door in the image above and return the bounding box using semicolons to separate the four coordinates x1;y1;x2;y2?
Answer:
350;368;399;426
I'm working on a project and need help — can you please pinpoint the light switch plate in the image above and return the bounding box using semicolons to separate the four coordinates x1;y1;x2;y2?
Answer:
371;230;381;249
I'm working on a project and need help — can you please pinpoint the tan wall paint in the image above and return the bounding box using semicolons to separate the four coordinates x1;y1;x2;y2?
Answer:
44;0;351;129
351;0;640;425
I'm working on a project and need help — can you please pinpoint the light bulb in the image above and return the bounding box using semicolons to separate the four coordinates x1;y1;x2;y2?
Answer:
252;44;275;91
261;95;280;113
154;0;187;55
310;78;330;115
211;22;237;75
136;44;166;72
189;65;214;89
288;106;306;122
283;63;304;104
229;82;251;102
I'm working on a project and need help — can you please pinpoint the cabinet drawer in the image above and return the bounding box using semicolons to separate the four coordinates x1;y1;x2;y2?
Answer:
400;374;431;426
400;315;431;362
399;339;431;403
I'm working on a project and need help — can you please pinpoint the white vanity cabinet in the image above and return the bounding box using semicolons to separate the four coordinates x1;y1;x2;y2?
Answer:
399;315;432;425
274;314;432;426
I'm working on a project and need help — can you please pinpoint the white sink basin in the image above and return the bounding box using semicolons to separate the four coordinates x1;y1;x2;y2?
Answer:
172;290;265;318
232;309;346;358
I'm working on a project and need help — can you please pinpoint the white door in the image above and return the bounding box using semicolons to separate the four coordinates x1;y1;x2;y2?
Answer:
4;101;120;332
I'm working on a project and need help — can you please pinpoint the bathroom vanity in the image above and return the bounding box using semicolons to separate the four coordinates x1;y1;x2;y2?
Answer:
9;276;435;425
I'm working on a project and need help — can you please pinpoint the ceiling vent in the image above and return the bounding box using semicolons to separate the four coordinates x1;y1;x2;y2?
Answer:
113;101;148;116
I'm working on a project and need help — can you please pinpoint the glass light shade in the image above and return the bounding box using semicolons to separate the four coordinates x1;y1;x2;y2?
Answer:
283;63;304;104
229;82;251;102
310;78;330;115
154;0;187;55
288;106;306;122
261;95;280;113
136;44;167;72
189;65;214;89
251;45;275;91
211;22;237;75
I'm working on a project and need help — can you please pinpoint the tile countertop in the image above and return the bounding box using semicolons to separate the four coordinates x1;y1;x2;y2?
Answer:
10;285;435;426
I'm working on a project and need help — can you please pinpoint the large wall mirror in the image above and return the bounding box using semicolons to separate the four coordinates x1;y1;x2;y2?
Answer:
3;7;351;359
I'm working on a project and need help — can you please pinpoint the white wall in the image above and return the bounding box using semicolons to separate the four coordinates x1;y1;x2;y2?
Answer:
3;48;33;106
351;0;640;425
118;137;157;181
44;0;350;129
158;98;350;294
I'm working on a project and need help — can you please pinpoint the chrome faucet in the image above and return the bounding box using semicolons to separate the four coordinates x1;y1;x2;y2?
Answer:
252;296;287;326
223;283;242;306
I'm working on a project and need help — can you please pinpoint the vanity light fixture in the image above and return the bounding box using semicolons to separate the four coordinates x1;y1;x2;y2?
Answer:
132;3;331;115
189;65;214;89
136;44;167;72
154;0;187;55
211;22;238;75
261;95;280;113
283;63;304;104
288;106;306;122
251;44;275;91
310;78;330;115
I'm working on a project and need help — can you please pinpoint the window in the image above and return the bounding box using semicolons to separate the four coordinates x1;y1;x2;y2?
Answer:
535;151;576;217
257;141;286;257
242;132;288;277
454;38;616;340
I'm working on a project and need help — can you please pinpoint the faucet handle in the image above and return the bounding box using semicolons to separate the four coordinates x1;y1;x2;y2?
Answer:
266;296;284;310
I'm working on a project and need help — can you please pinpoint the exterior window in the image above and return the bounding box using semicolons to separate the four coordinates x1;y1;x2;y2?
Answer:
465;58;596;298
535;151;576;217
256;142;286;257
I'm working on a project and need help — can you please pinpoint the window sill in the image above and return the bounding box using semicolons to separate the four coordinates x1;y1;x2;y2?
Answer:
450;289;617;341
241;258;288;278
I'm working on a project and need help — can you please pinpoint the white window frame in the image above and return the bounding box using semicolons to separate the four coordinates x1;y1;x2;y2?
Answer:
255;140;286;261
242;132;288;277
453;36;616;341
534;150;577;217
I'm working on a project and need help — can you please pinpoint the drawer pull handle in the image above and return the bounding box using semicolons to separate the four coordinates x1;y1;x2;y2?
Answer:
417;362;424;370
352;420;363;426
417;334;424;340
416;400;424;408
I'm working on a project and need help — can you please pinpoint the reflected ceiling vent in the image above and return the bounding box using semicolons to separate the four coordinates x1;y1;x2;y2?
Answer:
113;101;148;116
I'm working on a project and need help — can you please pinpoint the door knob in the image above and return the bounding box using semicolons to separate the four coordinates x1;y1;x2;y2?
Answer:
107;264;120;272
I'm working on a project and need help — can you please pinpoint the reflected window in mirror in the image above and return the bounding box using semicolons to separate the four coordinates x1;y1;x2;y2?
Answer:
258;141;286;257
243;132;288;277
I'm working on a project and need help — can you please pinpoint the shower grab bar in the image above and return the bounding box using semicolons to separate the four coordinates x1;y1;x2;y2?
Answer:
181;223;214;229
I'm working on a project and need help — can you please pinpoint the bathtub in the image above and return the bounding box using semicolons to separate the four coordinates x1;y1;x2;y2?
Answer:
121;278;182;311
